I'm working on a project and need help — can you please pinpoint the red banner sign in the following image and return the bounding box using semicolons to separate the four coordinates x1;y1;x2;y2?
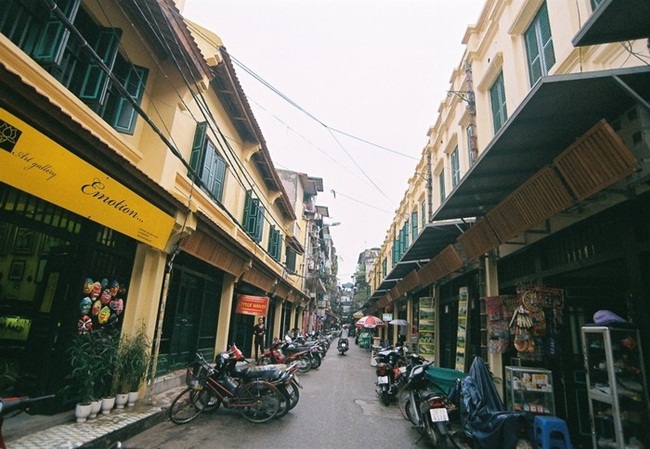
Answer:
236;294;269;316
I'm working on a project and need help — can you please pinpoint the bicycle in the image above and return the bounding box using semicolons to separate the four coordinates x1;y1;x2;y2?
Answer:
168;349;282;425
0;394;55;449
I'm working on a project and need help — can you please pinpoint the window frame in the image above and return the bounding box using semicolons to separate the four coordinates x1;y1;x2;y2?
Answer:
438;169;446;203
451;146;460;188
189;122;228;203
490;71;508;133
524;2;555;86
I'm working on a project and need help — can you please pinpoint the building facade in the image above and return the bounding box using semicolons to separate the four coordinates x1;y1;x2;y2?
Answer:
0;0;324;410
366;1;649;445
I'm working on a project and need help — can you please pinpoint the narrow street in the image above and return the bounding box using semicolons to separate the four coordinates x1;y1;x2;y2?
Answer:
124;341;422;449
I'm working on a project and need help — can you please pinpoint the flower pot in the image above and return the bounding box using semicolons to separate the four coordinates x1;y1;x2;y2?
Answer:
101;396;115;415
75;403;92;423
89;400;102;419
127;391;139;407
115;393;129;409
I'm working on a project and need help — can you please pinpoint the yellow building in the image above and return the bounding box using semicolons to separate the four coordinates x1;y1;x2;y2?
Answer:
0;0;316;408
367;1;649;444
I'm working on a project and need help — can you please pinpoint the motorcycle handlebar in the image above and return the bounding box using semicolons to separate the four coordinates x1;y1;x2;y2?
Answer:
0;395;55;416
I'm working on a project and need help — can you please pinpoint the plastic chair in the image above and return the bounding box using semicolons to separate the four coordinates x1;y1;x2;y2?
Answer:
534;415;572;449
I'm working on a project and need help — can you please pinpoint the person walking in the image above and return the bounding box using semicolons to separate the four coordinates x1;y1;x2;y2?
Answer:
252;317;266;361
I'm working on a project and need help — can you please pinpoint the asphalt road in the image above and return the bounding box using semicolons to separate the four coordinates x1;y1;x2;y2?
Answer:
123;339;424;449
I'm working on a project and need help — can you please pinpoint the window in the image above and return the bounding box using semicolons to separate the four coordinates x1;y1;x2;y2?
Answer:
490;72;508;133
525;2;555;86
439;169;446;203
451;147;460;187
1;1;147;134
382;258;387;278
190;123;227;202
411;211;418;241
268;226;282;261
243;190;265;243
285;247;297;273
104;54;148;134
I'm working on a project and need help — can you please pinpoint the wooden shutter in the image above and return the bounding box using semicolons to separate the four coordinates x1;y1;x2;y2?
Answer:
112;65;148;133
189;122;207;173
79;28;121;106
32;0;80;65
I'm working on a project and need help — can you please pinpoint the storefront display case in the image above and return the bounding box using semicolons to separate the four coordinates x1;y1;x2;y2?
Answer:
505;366;555;415
418;296;435;361
581;325;649;449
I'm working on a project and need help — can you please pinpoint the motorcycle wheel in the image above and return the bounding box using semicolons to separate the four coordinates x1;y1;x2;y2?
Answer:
238;381;281;423
423;417;450;449
286;380;300;410
168;387;203;424
380;388;391;406
296;355;312;373
310;353;322;369
273;385;290;418
257;356;272;366
397;385;411;421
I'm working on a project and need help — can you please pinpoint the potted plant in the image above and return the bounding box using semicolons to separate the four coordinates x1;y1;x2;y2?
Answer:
92;329;121;414
118;327;151;407
64;332;103;421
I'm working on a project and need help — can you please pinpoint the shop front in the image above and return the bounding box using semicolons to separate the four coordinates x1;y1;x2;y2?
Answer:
0;108;177;407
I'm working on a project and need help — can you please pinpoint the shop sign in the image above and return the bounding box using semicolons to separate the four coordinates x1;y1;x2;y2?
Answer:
0;108;174;250
382;313;393;321
235;294;269;316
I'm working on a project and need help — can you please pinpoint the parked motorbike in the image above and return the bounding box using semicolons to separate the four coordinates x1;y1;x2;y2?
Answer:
337;338;349;355
258;338;313;373
399;359;464;448
374;345;409;405
169;347;287;424
401;356;532;449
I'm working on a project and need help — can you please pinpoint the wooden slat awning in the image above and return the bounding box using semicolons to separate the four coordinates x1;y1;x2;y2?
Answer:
398;270;421;294
240;268;276;293
180;230;249;276
486;166;574;243
553;120;637;201
457;219;501;262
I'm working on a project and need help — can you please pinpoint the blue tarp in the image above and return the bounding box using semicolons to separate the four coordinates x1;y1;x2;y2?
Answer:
461;357;529;449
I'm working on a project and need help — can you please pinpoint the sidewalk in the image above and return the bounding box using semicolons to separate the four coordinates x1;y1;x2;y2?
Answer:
4;373;187;449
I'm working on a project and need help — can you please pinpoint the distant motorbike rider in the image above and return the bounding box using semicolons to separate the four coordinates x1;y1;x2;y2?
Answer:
339;324;349;344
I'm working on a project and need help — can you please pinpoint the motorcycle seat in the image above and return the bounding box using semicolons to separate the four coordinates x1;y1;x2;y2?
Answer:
230;364;285;381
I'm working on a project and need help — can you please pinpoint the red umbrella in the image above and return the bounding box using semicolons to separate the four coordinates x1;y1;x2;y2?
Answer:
355;315;385;328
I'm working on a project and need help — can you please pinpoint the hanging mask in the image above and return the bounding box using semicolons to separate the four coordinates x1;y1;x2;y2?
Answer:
100;289;112;305
91;300;102;316
109;298;124;315
98;306;111;324
77;315;93;333
79;297;92;315
109;280;120;296
83;278;94;294
91;282;102;299
101;278;109;289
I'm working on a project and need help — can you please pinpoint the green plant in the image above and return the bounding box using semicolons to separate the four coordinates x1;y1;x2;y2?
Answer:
63;329;122;403
114;327;151;394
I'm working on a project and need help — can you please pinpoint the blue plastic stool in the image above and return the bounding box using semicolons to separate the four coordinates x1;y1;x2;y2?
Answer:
534;416;572;449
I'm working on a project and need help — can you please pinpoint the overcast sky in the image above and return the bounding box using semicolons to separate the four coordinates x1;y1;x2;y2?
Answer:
182;0;485;284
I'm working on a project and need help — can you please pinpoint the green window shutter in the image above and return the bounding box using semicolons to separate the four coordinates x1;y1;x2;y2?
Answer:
255;204;265;242
412;211;418;241
32;0;80;65
539;3;555;72
490;72;507;132
189;122;208;173
79;28;121;105
439;169;446;202
112;65;148;133
525;24;541;85
213;155;226;202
